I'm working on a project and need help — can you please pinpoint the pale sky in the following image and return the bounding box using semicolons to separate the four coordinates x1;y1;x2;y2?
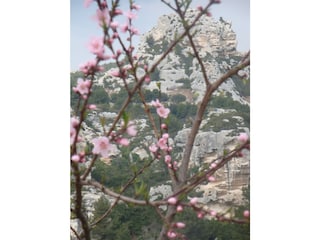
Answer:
70;0;250;71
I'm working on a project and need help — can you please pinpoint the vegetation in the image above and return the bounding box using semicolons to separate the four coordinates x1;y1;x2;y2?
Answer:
91;148;169;194
90;187;250;240
70;1;250;239
91;196;161;240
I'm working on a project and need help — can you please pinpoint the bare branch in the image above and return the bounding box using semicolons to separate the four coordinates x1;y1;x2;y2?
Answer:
81;178;167;207
70;226;82;240
178;57;250;184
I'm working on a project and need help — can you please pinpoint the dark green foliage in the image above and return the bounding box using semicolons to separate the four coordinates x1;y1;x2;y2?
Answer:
144;89;161;102
170;103;197;120
146;35;155;47
176;78;191;88
209;94;249;116
171;94;187;103
91;148;169;194
166;114;183;137
91;197;161;240
201;94;250;134
88;85;110;112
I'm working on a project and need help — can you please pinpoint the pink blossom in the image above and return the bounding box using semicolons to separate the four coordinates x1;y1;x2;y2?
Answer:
87;104;97;110
175;222;186;229
71;154;80;162
73;78;91;95
112;32;119;39
165;155;171;164
161;123;167;129
162;133;169;139
71;117;80;128
120;23;129;33
94;9;110;27
70;127;76;145
118;138;129;146
238;132;249;143
157;106;170;119
110;70;120;77
197;212;204;219
207;176;215;182
167;197;177;205
100;0;107;8
144;75;151;83
157;137;168;150
107;38;114;46
176;205;183;212
167;231;177;239
210;210;217;216
132;4;141;10
190;197;198;205
70;117;82;145
149;144;158;153
130;26;140;35
243;210;250;218
126;123;137;136
84;0;93;8
88;37;105;58
150;99;163;108
92;136;112;158
116;49;122;56
79;59;97;75
125;10;137;20
210;163;217;169
114;8;123;15
110;21;119;30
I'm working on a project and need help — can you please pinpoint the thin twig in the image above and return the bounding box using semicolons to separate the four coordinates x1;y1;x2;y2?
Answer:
70;226;82;240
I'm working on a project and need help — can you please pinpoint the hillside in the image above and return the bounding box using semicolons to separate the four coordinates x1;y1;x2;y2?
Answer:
71;9;250;240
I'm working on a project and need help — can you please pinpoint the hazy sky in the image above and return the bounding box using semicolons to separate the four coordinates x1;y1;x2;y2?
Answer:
70;0;250;71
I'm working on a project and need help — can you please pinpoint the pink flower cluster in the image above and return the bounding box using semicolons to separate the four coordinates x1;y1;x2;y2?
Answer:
167;221;186;238
94;8;110;27
238;132;249;143
126;121;137;136
151;99;170;119
71;152;86;163
115;121;138;146
88;37;105;59
167;230;177;239
79;59;103;75
73;78;91;98
148;132;177;169
92;136;115;158
70;117;80;145
243;210;250;218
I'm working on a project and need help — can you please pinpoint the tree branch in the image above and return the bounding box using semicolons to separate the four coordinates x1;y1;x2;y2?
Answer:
178;57;250;184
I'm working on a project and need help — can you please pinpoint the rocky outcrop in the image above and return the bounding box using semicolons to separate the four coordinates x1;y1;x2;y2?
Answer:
174;128;250;206
136;9;249;104
71;9;250;233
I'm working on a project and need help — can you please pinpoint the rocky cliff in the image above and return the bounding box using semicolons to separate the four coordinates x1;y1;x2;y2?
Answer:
71;9;250;236
136;9;249;104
